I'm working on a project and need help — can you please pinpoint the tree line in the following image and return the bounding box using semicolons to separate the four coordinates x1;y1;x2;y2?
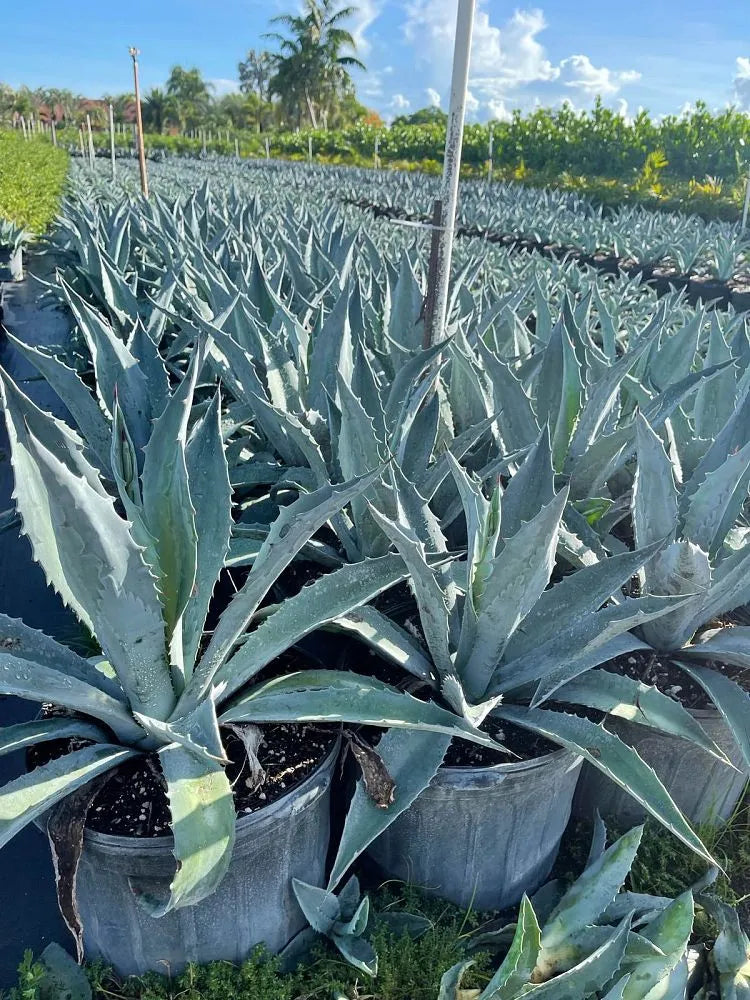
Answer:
1;1;381;134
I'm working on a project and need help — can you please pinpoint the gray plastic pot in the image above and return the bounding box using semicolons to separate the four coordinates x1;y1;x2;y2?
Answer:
75;740;339;976
573;710;748;826
366;747;582;911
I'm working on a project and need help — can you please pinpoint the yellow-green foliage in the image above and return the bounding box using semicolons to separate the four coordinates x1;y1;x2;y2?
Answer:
0;131;69;233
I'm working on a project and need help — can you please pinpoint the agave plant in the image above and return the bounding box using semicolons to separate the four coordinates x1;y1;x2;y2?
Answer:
438;297;734;583
439;819;703;1000
0;341;504;952
299;431;723;896
603;408;750;774
0;218;29;280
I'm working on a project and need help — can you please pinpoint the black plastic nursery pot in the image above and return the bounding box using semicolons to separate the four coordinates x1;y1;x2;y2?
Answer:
366;746;582;911
574;708;748;826
71;738;340;977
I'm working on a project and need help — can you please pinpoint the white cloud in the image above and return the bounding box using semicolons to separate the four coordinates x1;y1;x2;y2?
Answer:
558;55;641;96
733;57;750;108
209;78;240;96
403;4;557;85
426;87;442;107
390;93;411;111
488;98;512;122
348;0;381;57
401;2;639;119
465;89;480;113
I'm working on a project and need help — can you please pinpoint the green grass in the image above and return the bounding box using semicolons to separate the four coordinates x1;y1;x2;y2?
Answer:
0;131;69;233
557;797;750;943
3;888;491;1000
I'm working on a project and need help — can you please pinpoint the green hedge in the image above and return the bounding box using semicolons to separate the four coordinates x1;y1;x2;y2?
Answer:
55;101;750;185
0;131;69;233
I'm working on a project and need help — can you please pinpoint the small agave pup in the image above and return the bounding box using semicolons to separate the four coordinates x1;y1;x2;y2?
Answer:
439;819;703;1000
0;343;502;976
311;432;719;911
690;894;750;998
576;409;750;825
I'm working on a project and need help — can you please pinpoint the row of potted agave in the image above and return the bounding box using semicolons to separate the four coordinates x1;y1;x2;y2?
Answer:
0;219;749;978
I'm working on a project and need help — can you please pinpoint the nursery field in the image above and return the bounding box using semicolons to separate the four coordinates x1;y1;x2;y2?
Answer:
0;152;749;999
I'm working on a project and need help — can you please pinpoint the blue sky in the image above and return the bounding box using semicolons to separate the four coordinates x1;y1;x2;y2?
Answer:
3;0;750;122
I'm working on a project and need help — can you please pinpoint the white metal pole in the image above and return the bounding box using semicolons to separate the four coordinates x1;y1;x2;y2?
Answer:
265;136;270;159
308;135;313;163
428;0;475;345
86;113;95;167
20;116;27;140
374;134;380;168
109;103;116;179
742;166;750;232
51;118;57;146
488;124;494;183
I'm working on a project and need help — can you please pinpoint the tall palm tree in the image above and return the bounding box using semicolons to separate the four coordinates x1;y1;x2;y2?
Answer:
142;88;172;133
165;66;213;132
266;0;365;129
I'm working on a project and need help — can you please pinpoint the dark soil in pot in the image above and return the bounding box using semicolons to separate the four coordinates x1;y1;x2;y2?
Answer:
603;646;750;709
574;646;749;825
93;724;335;837
29;719;337;838
442;716;557;766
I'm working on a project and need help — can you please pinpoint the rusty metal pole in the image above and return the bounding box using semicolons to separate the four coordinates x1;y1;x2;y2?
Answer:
129;47;149;198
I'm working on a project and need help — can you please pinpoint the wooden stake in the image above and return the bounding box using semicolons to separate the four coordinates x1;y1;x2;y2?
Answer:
51;119;57;146
265;136;270;159
129;46;149;198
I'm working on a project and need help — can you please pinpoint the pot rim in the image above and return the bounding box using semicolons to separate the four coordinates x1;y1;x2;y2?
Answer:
82;734;341;850
437;742;581;777
689;706;729;720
